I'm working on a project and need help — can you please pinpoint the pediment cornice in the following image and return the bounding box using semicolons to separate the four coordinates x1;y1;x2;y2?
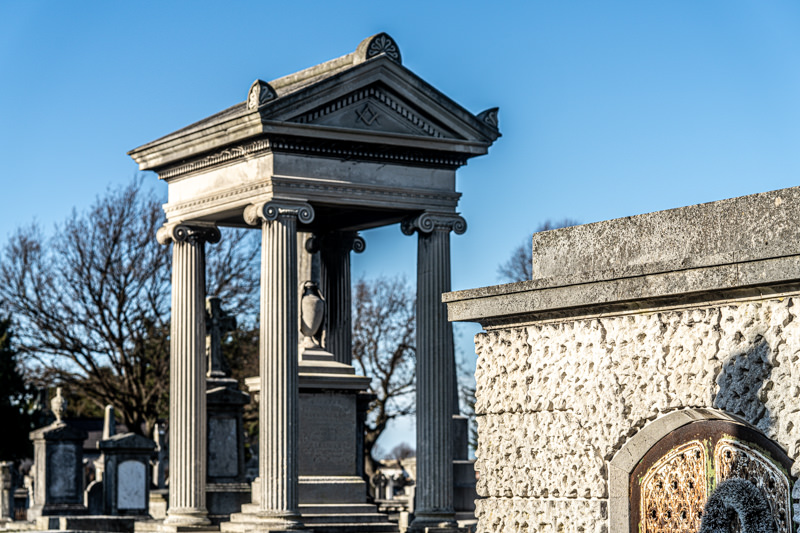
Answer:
129;34;499;174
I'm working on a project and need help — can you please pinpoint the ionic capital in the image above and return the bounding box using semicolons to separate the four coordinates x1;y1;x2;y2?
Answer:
305;231;366;255
156;222;221;246
401;212;467;236
243;201;315;226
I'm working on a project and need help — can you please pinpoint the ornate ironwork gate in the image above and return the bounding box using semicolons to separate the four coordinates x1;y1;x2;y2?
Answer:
631;420;793;533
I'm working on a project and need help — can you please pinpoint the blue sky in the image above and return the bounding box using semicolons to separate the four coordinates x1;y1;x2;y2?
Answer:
3;1;800;454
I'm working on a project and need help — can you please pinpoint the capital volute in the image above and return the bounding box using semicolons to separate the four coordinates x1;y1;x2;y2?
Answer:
157;222;221;246
306;231;366;255
243;201;315;226
400;212;467;236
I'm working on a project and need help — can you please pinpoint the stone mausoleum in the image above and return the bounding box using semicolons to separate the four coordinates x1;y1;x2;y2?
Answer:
129;33;498;533
445;187;800;532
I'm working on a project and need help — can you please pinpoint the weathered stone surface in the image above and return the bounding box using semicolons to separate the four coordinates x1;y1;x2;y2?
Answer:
208;417;238;478
118;460;146;510
531;186;800;286
444;187;800;325
471;296;800;530
299;393;356;476
474;497;607;533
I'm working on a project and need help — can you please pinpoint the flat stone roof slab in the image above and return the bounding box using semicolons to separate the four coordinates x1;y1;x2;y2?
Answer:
445;186;800;325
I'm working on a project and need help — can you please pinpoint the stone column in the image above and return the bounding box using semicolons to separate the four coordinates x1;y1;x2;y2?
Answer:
401;212;466;532
157;222;221;528
244;201;313;532
308;232;365;365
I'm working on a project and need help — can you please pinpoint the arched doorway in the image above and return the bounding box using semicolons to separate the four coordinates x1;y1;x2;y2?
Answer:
630;419;793;533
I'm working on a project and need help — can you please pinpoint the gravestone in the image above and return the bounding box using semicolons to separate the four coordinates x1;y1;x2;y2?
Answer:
204;297;251;524
28;389;88;523
0;462;14;522
97;433;156;517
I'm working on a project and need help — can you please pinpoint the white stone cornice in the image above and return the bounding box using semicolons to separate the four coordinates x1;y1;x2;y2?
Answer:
156;222;221;246
243;201;315;226
401;212;466;236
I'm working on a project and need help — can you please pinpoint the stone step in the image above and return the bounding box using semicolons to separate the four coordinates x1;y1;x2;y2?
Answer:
299;504;386;514
303;524;399;533
301;513;396;524
221;520;398;533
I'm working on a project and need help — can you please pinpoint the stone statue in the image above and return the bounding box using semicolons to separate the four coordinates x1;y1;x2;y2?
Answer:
699;478;778;533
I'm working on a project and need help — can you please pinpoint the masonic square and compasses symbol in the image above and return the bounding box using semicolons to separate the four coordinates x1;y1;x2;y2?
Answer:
356;102;381;126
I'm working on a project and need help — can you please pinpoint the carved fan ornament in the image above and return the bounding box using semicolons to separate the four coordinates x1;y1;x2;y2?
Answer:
366;33;401;63
247;79;276;110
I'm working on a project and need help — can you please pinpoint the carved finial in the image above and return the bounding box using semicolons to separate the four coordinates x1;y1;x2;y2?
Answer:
247;79;277;110
477;107;499;130
357;33;402;64
51;387;67;424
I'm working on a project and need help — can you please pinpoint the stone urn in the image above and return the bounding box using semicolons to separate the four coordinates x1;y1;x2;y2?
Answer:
50;387;67;424
300;281;325;348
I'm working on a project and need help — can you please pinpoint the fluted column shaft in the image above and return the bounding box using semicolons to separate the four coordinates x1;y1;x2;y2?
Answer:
402;213;466;531
314;232;365;365
245;201;313;531
158;223;221;527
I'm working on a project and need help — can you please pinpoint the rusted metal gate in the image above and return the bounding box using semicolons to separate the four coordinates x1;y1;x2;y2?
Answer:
631;420;793;533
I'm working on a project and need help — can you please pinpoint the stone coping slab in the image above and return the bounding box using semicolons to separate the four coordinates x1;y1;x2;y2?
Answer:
445;186;800;325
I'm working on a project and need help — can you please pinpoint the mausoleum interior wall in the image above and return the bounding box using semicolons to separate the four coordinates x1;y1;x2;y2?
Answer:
472;294;800;533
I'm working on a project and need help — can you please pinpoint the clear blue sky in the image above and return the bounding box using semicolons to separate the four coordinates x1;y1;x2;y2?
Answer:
3;1;800;455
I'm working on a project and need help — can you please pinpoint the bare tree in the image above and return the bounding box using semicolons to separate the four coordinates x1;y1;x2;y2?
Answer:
497;218;580;283
389;442;415;461
0;177;259;437
352;276;416;476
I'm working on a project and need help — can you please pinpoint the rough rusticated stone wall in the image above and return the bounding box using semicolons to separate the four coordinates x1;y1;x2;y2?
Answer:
473;297;800;533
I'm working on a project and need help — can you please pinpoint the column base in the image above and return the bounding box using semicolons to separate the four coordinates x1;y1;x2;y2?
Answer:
220;505;307;533
162;508;212;529
408;511;461;533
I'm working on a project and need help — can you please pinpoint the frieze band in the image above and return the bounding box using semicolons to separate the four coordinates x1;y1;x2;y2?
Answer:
156;222;221;245
243;201;315;226
401;212;467;236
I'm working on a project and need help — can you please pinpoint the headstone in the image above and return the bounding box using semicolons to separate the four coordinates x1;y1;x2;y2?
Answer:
94;404;117;482
152;422;166;489
27;389;88;521
0;462;14;522
102;405;117;440
97;432;156;516
204;297;251;524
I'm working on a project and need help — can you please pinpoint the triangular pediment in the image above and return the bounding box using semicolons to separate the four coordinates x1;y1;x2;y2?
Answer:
258;54;499;144
129;33;500;173
286;84;462;139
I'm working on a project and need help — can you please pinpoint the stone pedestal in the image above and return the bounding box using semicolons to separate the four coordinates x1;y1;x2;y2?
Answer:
28;422;88;521
242;352;399;532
